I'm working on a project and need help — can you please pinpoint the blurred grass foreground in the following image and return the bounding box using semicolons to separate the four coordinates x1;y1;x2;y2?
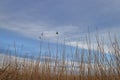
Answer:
0;34;120;80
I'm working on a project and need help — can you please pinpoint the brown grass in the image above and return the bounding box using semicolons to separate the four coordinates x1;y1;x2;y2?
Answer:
0;34;120;80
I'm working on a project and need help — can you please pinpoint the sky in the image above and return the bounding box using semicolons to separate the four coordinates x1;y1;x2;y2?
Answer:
0;0;120;53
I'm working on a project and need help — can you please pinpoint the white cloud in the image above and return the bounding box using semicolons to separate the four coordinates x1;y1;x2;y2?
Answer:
66;41;110;54
0;19;120;54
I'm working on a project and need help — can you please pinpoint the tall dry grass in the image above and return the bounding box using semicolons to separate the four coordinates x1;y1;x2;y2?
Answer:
0;34;120;80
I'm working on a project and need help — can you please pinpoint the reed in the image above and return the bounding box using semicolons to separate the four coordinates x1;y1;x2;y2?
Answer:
0;34;120;80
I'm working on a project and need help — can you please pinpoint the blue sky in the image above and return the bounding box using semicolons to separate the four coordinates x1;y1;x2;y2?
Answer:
0;0;120;53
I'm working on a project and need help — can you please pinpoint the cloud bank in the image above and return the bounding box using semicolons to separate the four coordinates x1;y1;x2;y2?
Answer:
0;0;120;52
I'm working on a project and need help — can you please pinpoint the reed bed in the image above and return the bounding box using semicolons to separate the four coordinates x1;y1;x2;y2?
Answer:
0;35;120;80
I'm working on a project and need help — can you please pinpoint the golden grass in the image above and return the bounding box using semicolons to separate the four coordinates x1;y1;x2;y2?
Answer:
0;35;120;80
